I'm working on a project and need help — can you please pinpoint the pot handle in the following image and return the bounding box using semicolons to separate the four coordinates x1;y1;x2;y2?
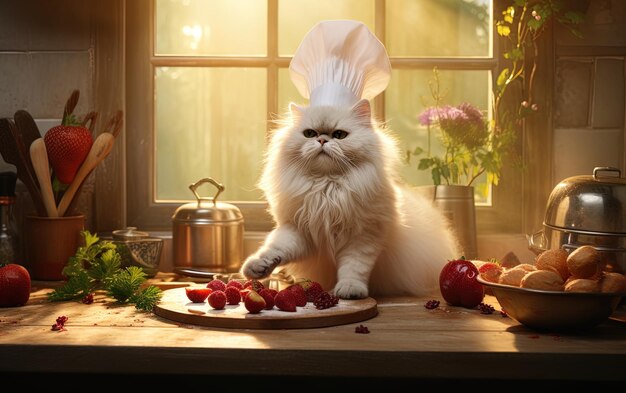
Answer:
189;177;224;206
526;230;546;255
593;166;621;179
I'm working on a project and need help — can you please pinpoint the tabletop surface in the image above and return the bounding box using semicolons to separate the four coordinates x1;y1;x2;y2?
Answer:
1;274;625;381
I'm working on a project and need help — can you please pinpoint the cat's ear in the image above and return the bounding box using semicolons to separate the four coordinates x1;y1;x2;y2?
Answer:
288;102;304;118
351;99;372;124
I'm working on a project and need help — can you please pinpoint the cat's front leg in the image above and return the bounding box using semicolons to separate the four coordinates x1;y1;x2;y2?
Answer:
241;224;308;279
334;236;383;299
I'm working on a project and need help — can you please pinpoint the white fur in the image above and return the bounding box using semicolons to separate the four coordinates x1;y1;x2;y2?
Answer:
241;99;460;298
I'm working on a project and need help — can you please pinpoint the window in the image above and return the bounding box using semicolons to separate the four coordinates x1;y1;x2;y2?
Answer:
126;0;521;233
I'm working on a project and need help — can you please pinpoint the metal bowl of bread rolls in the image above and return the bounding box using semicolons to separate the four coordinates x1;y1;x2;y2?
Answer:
478;246;626;331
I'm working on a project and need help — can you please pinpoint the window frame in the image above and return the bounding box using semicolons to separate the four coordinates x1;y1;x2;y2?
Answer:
124;0;530;235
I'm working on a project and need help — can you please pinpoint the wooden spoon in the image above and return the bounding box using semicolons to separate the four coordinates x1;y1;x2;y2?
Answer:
57;132;115;216
29;138;57;217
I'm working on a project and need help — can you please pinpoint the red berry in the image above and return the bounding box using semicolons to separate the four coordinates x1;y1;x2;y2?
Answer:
207;279;226;292
44;125;93;184
243;279;265;292
258;288;277;310
244;290;266;314
208;290;227;310
224;286;241;305
424;299;440;310
274;289;297;312
313;291;339;310
297;279;324;302
439;258;485;308
185;287;212;303
239;288;252;301
226;280;244;290
287;284;307;307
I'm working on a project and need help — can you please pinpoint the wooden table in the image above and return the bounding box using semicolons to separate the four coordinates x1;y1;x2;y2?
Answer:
1;274;625;386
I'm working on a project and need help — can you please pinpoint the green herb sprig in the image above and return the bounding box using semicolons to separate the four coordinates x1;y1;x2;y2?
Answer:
48;230;162;311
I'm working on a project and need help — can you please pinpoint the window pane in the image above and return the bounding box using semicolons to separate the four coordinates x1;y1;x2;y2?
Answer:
155;67;267;201
386;0;491;57
155;0;267;56
278;0;375;56
277;67;307;114
385;69;491;204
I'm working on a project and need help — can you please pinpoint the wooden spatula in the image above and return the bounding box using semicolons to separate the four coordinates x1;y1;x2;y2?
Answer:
30;138;58;217
0;118;47;216
57;132;115;216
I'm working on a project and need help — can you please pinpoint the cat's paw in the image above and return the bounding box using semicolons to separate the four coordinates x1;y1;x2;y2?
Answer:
333;279;369;299
241;255;282;279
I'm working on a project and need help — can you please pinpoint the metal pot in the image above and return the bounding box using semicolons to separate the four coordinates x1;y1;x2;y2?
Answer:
528;167;626;273
172;178;244;273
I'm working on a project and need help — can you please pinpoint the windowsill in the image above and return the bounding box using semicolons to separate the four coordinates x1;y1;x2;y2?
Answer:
145;231;537;274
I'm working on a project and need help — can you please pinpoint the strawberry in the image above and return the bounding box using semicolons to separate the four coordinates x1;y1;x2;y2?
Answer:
226;279;244;290
224;286;241;305
239;288;252;301
185;287;212;303
243;279;265;292
244;290;266;314
274;289;297;312
44;124;93;184
206;279;226;292
296;279;324;302
208;290;227;310
259;288;277;310
287;284;307;306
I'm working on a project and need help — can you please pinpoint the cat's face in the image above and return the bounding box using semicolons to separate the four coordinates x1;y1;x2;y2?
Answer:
282;99;377;175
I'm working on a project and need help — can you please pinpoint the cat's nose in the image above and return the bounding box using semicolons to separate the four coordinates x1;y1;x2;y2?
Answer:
317;137;328;145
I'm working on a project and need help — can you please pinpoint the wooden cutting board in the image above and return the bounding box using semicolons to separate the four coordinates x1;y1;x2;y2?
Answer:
154;287;378;329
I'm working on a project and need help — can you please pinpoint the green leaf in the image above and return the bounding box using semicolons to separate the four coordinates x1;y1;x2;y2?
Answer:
563;11;585;24
412;146;424;156
130;286;163;312
107;267;147;303
432;167;441;185
48;270;92;301
418;158;433;170
527;17;543;31
513;0;524;7
496;68;510;88
88;249;122;285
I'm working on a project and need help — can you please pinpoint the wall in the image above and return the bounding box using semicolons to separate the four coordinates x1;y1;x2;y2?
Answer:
553;0;626;183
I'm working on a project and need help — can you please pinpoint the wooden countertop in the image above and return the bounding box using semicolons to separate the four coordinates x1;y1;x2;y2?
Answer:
1;274;625;383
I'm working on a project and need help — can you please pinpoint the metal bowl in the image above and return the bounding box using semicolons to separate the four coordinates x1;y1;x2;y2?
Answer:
477;276;624;331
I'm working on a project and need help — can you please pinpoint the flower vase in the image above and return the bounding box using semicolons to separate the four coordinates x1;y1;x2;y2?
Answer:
417;185;478;259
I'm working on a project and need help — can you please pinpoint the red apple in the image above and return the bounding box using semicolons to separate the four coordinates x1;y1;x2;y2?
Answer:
439;258;485;308
0;263;31;307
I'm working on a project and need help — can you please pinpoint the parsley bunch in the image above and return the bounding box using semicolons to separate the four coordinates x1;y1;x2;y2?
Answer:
48;231;162;311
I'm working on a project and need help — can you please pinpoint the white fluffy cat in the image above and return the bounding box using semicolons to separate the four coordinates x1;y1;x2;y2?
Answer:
241;99;460;298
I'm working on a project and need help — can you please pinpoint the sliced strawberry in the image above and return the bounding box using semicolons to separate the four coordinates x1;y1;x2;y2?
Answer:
185;287;212;303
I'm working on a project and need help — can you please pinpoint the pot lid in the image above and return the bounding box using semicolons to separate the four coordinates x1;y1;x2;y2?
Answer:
112;226;150;240
172;178;243;224
544;167;626;235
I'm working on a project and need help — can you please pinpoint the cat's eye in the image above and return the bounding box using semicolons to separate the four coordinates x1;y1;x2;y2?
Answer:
332;130;349;139
303;129;317;138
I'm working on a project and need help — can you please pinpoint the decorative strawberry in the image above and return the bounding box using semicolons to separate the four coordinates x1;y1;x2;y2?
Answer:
439;257;485;308
274;289;297;312
244;290;266;314
44;123;93;184
296;279;324;302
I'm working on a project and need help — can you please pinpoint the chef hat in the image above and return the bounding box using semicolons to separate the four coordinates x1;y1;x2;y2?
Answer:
289;20;391;108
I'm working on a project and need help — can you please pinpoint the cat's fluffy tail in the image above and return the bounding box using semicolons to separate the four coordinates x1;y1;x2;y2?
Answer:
369;186;461;297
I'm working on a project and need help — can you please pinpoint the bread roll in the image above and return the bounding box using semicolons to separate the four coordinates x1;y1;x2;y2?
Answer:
564;278;600;293
535;249;569;280
567;245;600;278
520;270;564;291
498;268;529;287
600;272;626;293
